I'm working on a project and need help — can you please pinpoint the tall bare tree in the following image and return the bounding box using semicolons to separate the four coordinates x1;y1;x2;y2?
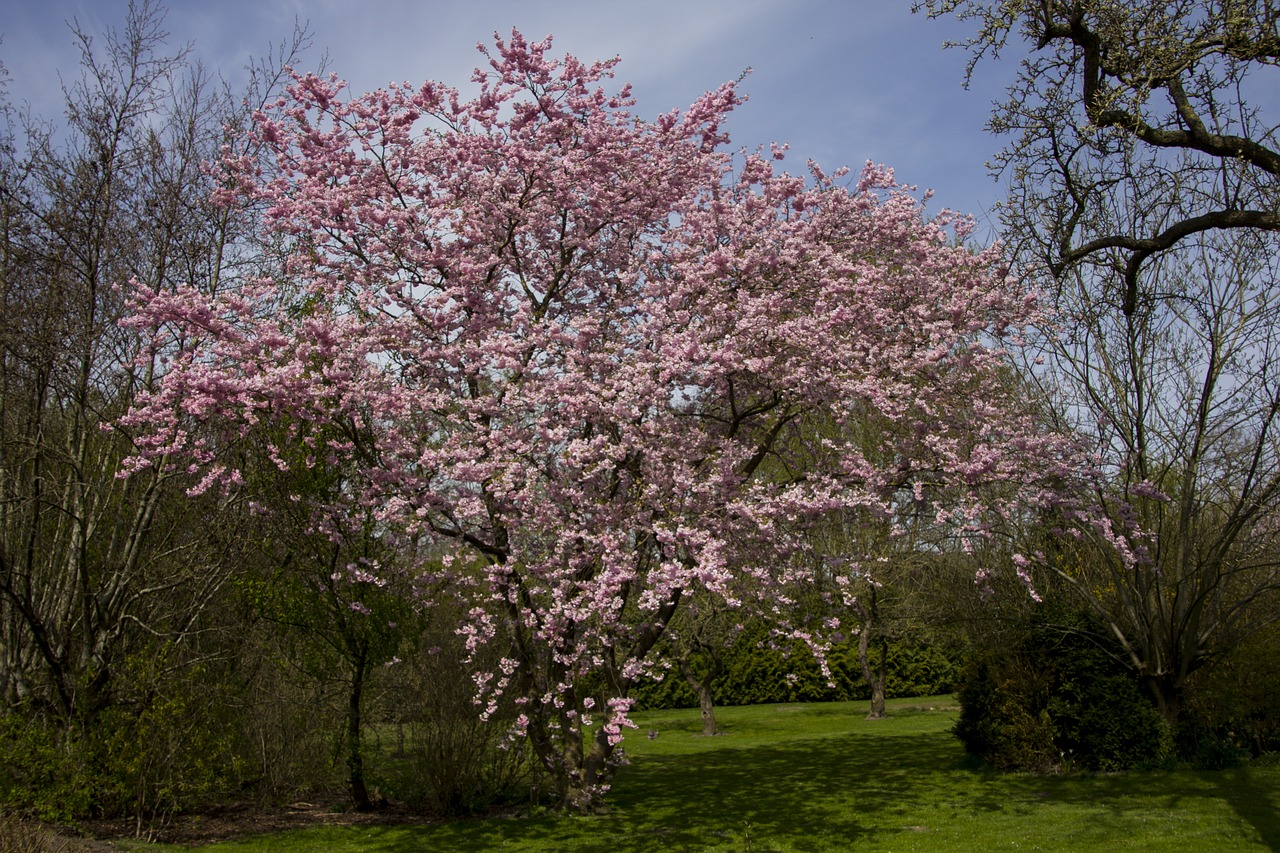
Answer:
918;0;1280;723
0;0;305;724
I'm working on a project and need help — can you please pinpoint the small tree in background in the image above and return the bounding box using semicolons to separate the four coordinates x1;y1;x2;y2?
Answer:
664;592;737;736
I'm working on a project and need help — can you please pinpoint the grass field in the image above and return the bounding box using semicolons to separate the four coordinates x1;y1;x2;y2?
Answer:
130;696;1280;852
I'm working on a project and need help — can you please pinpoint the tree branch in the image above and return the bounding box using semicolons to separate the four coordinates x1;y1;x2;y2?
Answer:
1053;209;1280;314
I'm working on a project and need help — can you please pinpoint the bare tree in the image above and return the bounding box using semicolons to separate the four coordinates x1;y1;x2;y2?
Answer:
917;0;1280;310
918;0;1280;724
0;0;307;724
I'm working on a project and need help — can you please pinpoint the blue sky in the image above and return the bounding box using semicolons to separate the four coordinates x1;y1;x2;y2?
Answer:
2;0;1021;236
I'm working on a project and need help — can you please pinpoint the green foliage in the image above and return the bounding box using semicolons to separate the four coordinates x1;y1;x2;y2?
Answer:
1174;714;1253;771
1179;623;1280;768
953;653;1058;771
0;713;93;823
92;672;246;821
0;651;250;823
850;634;963;699
1048;649;1171;773
954;609;1170;772
633;622;959;711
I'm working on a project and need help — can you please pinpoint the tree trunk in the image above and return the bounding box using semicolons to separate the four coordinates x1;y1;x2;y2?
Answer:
872;634;888;719
346;651;373;811
679;656;719;736
856;586;886;719
1145;673;1183;730
857;623;887;719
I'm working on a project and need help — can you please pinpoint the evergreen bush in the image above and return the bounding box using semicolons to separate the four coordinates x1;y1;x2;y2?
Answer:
953;609;1170;772
632;623;960;710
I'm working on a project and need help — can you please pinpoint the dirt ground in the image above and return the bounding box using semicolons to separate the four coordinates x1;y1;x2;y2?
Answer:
20;798;433;850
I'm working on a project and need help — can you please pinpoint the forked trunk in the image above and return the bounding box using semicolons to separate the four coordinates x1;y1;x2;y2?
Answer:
573;727;617;812
679;656;719;736
523;686;620;813
1145;673;1183;730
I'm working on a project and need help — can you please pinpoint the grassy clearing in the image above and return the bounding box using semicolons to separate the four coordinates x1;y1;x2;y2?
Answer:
128;696;1279;852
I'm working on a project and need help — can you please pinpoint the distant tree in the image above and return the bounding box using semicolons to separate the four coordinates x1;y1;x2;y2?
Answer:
917;0;1280;724
795;403;988;721
121;32;1079;810
664;592;736;736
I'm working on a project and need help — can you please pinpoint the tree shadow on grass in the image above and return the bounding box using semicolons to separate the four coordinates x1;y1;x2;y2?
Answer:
603;728;1280;852
1215;766;1280;850
375;729;969;853
601;728;973;851
958;755;1280;850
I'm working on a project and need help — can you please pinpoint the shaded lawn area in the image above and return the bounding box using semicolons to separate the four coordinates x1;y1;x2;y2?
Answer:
133;697;1280;852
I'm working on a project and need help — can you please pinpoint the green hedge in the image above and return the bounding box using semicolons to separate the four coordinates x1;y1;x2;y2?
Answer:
632;625;961;710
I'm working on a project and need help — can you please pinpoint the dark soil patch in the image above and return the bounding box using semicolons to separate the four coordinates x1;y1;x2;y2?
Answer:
37;797;435;849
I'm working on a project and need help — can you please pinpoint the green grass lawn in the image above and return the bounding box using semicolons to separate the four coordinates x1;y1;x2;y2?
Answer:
134;696;1280;852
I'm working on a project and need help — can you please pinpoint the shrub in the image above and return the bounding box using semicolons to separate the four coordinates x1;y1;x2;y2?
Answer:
0;713;94;823
369;619;532;817
1048;657;1171;772
0;654;250;824
92;677;247;821
229;659;348;804
954;653;1057;771
954;609;1170;772
1173;713;1251;770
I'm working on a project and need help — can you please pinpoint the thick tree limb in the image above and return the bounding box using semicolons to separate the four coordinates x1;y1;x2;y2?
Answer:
1053;209;1280;313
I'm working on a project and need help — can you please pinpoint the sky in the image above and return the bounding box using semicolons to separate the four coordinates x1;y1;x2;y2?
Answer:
0;0;1023;237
